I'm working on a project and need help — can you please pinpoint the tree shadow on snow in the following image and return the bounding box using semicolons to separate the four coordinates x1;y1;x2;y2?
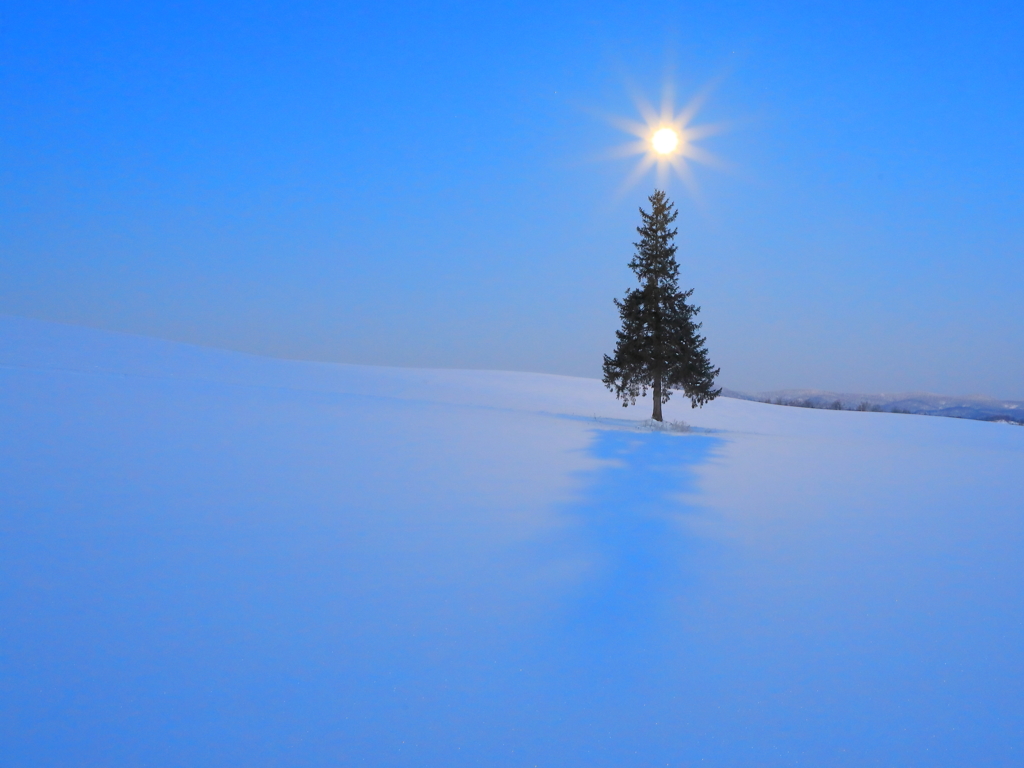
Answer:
553;427;723;652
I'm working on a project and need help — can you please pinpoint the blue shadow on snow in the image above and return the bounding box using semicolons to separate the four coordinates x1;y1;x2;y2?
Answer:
557;427;722;642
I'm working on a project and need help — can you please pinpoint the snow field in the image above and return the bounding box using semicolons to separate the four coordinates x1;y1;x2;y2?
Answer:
1;316;1021;767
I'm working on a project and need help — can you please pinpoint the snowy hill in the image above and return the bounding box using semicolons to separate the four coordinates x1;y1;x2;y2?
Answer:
2;316;1022;767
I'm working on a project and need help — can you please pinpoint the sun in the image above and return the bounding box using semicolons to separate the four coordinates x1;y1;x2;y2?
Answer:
599;79;728;198
652;127;679;155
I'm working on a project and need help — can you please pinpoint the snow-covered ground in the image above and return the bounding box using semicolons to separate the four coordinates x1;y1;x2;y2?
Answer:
2;316;1021;767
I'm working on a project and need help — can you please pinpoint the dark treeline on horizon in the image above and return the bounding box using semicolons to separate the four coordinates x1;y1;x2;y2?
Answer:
757;396;1024;426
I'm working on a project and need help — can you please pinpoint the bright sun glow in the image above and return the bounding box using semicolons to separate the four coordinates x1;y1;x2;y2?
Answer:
652;128;679;154
599;78;728;198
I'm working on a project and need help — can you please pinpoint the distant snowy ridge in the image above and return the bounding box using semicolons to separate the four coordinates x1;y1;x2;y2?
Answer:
722;387;1024;425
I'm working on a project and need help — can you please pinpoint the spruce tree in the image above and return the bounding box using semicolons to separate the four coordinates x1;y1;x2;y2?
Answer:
602;189;721;421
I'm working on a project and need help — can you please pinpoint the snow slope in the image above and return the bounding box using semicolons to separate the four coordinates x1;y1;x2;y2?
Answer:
2;316;1022;767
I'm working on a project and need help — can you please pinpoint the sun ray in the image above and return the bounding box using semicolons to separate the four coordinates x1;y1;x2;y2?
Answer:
617;153;659;199
624;83;660;131
605;115;654;140
655;158;671;189
675;72;726;128
601;140;655;161
681;121;731;141
679;143;722;168
670;155;705;210
660;80;675;126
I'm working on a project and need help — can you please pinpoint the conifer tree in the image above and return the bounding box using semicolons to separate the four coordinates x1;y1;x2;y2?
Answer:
602;189;721;421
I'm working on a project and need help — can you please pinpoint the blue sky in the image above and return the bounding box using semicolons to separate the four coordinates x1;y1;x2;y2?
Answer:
2;0;1022;398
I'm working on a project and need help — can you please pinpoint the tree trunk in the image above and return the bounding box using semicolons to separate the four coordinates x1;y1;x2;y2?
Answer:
652;372;663;421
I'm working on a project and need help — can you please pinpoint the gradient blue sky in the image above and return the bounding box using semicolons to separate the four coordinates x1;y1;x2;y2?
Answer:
2;0;1022;398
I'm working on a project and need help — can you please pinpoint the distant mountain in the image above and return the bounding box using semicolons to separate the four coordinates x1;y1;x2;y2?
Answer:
722;388;1024;425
